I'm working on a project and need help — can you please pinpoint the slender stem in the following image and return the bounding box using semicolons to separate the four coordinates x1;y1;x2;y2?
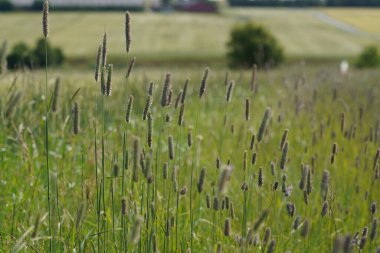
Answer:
94;123;100;253
44;37;52;252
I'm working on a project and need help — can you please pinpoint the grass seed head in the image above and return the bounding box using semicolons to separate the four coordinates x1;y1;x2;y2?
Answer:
95;44;102;82
258;108;271;142
42;0;49;38
126;95;134;123
71;102;79;134
125;11;131;53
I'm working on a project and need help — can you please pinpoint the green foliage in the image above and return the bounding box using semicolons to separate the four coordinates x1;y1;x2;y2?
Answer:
355;45;380;68
227;23;284;68
6;39;65;70
0;0;13;11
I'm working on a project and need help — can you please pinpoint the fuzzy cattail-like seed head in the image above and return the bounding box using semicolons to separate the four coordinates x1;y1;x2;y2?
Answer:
121;198;127;215
187;129;192;147
42;0;49;38
0;41;8;75
142;95;152;120
301;219;310;238
126;57;136;79
197;168;206;193
241;182;248;191
299;165;308;190
293;216;301;230
165;218;170;237
250;134;256;150
321;169;329;198
125;11;131;53
251;152;257;165
280;129;289;150
321;201;328;217
332;236;343;253
340;112;345;133
306;169;312;195
206;194;211;208
303;191;309;205
130;215;143;244
272;181;279;191
258;108;271;142
245;98;250;121
105;64;113;96
216;243;222;253
101;32;107;67
280;141;288;170
132;138;140;182
147;113;153;148
148;81;154;96
180;186;187;195
250;64;257;91
267;240;276;253
95;44;102;82
181;78;189;104
168;135;174;160
286;202;295;217
126;95;134;123
199;67;209;98
113;162;119;177
161;73;172;107
263;227;271;246
213;196;219;211
258;167;263;187
218;166;231;193
224;218;231;236
230;202;235;219
216;157;220;169
178;103;185;126
72;102;79;134
226;81;234;102
370;218;378;241
332;143;338;155
359;236;367;249
100;66;106;95
163;162;168;179
51;77;60;112
371;202;377;215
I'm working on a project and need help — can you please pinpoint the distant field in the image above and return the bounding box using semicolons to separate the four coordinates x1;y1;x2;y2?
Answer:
0;8;378;65
324;8;380;34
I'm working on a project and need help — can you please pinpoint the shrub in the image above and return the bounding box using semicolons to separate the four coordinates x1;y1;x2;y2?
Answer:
6;39;65;70
6;43;34;69
0;1;13;12
355;45;380;68
227;23;284;68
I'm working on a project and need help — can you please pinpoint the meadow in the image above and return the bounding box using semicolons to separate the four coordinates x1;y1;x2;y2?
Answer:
0;6;380;253
0;8;378;65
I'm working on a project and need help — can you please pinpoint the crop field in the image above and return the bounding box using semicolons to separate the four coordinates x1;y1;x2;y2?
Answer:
323;8;380;34
0;6;380;253
0;8;378;64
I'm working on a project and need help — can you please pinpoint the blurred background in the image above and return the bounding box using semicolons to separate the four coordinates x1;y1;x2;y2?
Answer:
0;0;380;69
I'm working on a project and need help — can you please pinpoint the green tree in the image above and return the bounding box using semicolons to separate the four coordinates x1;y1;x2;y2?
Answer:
227;23;284;68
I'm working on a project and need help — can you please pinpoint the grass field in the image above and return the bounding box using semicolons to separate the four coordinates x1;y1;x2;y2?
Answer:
324;8;380;34
0;8;378;65
0;6;380;253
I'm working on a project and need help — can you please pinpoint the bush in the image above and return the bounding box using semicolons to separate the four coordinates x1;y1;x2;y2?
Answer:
355;45;380;68
227;23;284;68
6;39;65;70
0;1;13;12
